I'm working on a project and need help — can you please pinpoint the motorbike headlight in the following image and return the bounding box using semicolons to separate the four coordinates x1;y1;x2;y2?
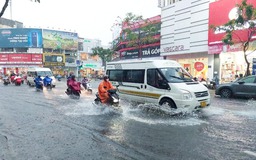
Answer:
181;90;192;100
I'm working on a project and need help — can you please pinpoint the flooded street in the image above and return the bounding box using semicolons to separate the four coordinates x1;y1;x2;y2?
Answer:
0;80;256;160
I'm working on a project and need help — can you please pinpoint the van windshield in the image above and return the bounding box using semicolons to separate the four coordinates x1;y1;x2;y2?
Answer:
37;71;53;77
160;67;193;83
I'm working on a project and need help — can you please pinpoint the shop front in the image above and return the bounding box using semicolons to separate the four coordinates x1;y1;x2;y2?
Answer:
43;53;66;76
0;53;42;76
165;52;210;80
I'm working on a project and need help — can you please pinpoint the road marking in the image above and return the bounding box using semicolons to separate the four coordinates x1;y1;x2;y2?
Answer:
243;151;256;157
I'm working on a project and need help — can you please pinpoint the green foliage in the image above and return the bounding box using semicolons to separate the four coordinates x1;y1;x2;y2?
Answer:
92;47;114;67
119;12;160;48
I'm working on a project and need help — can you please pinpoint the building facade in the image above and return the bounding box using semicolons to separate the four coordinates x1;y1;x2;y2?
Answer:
113;15;162;61
160;0;213;80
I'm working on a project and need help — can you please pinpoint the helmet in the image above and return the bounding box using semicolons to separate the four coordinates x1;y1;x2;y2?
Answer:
38;75;41;78
71;75;76;80
103;75;109;81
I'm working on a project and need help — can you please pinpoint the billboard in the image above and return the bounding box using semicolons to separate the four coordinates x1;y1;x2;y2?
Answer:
208;0;256;45
0;28;43;48
43;53;65;66
0;53;42;64
43;29;78;50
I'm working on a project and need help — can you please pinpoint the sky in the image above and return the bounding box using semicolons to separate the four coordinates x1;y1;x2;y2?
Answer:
1;0;161;46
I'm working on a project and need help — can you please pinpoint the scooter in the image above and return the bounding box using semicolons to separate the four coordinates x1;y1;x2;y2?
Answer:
94;89;120;107
81;81;92;94
44;79;53;90
65;81;81;99
14;78;22;86
3;78;10;86
35;81;44;91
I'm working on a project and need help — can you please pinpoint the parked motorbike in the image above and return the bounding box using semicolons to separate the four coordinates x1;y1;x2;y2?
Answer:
3;78;10;86
14;78;22;86
65;81;81;99
81;81;92;94
208;80;217;90
94;89;120;107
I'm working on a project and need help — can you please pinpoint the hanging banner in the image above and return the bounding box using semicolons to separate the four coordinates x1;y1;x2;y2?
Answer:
252;58;256;75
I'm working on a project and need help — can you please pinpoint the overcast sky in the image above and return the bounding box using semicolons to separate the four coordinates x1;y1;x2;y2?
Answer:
1;0;161;46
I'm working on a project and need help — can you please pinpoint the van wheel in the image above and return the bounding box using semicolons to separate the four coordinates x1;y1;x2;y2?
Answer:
159;98;177;109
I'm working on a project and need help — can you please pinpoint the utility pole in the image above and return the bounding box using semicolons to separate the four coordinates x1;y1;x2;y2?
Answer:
9;0;12;20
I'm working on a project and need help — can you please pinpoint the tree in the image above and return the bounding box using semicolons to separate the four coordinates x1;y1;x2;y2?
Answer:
117;12;160;59
211;0;256;76
92;47;114;68
0;0;40;18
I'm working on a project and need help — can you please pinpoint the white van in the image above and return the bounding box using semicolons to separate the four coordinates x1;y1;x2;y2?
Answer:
27;67;56;87
106;60;210;110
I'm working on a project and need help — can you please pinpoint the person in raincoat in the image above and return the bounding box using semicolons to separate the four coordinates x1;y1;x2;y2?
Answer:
98;75;115;104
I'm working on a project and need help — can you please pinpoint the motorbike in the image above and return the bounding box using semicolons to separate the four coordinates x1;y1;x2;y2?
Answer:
94;89;120;107
81;81;92;94
208;80;217;89
35;81;43;91
10;76;15;84
14;78;22;86
65;81;81;99
44;79;53;90
3;78;10;86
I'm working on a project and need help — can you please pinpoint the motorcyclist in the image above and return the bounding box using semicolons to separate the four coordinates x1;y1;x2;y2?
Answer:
66;75;80;94
43;75;52;87
98;75;115;104
14;74;22;84
81;76;89;89
34;75;43;89
66;72;74;87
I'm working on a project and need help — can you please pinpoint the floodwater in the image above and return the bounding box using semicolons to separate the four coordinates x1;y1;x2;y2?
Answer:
0;81;256;160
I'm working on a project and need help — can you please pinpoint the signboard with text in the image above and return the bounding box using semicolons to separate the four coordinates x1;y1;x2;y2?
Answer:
0;53;42;64
0;28;43;48
120;46;160;59
43;53;65;66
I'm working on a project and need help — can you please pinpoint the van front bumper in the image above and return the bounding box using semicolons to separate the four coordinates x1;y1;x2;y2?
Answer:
175;97;211;110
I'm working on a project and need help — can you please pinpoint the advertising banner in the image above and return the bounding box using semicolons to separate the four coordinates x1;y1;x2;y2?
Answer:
43;29;78;50
252;58;256;75
0;28;43;48
0;53;42;64
43;53;65;66
208;0;256;45
121;46;160;59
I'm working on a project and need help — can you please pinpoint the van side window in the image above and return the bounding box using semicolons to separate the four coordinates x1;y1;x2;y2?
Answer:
109;70;123;81
123;70;144;83
147;69;168;89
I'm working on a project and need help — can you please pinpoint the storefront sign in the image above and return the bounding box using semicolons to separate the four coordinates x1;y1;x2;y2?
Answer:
194;62;204;72
208;0;256;45
163;45;184;53
0;53;42;64
208;44;223;54
0;28;43;48
121;46;160;59
43;29;78;50
43;53;65;66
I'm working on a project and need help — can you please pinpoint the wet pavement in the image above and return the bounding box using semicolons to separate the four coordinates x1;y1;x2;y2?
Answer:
0;80;256;160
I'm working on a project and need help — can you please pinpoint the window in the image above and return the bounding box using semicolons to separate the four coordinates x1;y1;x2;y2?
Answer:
108;70;123;81
242;77;255;83
123;70;144;83
147;69;166;88
108;69;144;83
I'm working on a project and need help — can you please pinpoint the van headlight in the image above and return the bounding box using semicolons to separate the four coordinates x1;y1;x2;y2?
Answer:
181;90;192;100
